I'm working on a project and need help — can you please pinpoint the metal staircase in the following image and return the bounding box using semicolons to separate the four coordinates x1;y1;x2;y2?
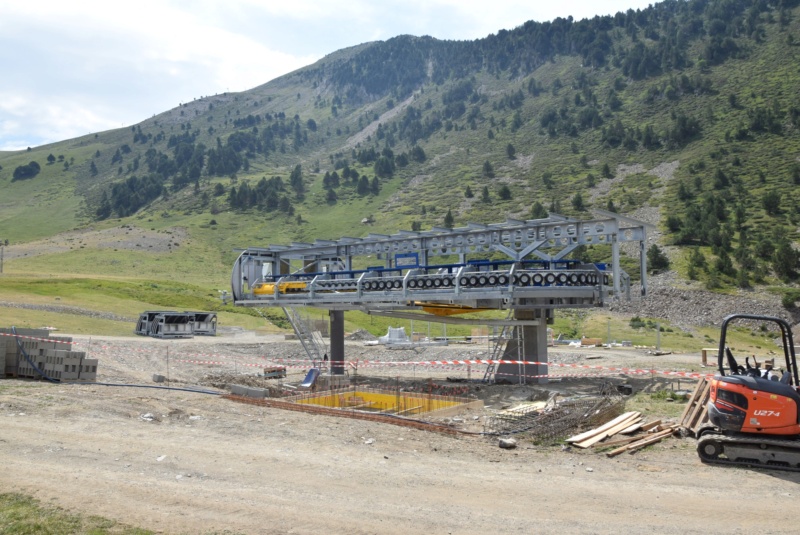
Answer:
282;307;327;365
483;311;521;383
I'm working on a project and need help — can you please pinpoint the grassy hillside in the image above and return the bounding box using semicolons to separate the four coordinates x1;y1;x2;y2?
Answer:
1;0;800;335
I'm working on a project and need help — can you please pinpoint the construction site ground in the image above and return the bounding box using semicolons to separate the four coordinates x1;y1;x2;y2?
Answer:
2;332;800;534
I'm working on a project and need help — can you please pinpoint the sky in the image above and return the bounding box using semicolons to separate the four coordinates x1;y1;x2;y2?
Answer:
0;0;656;151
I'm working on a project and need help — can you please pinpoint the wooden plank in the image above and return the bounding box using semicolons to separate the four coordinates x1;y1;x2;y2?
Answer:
624;427;678;454
640;419;662;432
691;404;710;435
690;382;712;429
566;411;640;444
684;379;711;429
591;434;647;449
678;379;705;423
678;378;706;425
575;415;642;448
620;421;644;435
574;414;643;449
605;427;676;457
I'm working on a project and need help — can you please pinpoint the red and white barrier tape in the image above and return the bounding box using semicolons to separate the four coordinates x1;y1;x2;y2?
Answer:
0;332;79;345
85;343;714;380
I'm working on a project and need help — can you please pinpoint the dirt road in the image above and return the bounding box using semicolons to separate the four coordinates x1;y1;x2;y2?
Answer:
2;335;799;534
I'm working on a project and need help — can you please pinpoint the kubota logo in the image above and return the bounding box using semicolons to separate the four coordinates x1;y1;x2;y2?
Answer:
753;410;780;417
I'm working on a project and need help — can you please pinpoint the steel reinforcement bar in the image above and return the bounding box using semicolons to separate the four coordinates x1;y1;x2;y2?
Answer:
223;394;474;436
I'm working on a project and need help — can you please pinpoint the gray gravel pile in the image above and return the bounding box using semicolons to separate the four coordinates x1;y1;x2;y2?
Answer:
0;301;135;322
609;272;795;331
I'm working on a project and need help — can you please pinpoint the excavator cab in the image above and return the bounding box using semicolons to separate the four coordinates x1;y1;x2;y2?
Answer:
699;314;800;470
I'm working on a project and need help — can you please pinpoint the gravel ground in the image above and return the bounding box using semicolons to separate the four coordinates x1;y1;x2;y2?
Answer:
3;333;800;534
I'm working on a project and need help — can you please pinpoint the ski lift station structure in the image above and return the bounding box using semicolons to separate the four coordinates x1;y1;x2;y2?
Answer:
230;211;652;384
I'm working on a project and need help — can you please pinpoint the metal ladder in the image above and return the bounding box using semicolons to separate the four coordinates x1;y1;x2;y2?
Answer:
483;311;517;383
282;307;327;365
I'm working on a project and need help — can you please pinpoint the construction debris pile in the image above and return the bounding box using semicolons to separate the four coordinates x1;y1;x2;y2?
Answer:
566;411;678;456
554;377;712;455
483;383;626;444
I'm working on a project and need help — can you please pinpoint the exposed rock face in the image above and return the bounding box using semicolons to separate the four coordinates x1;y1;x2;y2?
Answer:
609;272;797;331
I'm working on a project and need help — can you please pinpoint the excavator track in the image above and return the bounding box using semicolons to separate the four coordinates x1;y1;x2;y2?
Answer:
697;432;800;472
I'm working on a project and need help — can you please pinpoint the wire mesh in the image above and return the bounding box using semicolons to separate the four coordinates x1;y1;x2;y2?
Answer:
483;382;625;444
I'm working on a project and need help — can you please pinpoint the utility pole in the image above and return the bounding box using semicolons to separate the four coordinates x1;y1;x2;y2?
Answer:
0;240;4;274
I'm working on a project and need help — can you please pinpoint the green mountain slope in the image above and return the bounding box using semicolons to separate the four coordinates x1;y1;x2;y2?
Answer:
2;0;800;331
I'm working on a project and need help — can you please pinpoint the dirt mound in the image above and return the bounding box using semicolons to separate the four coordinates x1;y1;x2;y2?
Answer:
346;329;377;341
200;372;287;396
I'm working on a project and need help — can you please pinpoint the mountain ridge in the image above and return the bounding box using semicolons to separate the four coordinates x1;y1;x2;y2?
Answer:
2;0;800;324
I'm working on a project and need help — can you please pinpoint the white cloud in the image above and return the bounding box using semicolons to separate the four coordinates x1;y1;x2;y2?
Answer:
0;0;656;150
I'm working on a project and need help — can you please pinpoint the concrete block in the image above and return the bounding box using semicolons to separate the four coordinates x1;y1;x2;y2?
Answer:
245;387;267;398
230;384;248;396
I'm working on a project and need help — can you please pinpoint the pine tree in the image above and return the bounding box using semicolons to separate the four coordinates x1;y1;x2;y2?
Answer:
571;192;585;211
290;164;304;195
773;239;798;280
443;209;454;229
647;245;670;271
482;160;495;178
530;201;547;219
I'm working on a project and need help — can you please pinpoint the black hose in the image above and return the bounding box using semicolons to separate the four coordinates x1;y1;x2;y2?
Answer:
82;382;223;395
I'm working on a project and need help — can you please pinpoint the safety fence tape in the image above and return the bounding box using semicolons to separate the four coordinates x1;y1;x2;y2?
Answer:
88;345;710;380
160;357;629;381
0;332;80;345
85;343;692;378
2;333;711;380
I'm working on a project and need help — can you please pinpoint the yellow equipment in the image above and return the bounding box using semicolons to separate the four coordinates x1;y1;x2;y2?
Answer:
252;281;308;295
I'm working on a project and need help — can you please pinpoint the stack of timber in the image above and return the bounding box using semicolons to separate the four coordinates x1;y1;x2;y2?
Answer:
566;411;678;455
677;377;711;437
602;424;679;457
566;411;643;448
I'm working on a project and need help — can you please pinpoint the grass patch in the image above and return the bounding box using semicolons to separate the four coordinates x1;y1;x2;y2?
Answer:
0;275;283;335
0;492;153;534
625;391;689;420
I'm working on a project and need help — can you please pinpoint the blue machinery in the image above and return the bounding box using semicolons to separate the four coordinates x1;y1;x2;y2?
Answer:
231;212;652;384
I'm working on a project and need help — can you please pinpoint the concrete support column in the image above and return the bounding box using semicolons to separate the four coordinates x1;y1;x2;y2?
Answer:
495;310;549;384
612;239;620;297
639;238;648;296
329;310;345;375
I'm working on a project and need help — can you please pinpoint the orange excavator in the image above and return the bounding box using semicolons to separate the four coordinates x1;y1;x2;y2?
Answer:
698;314;800;471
